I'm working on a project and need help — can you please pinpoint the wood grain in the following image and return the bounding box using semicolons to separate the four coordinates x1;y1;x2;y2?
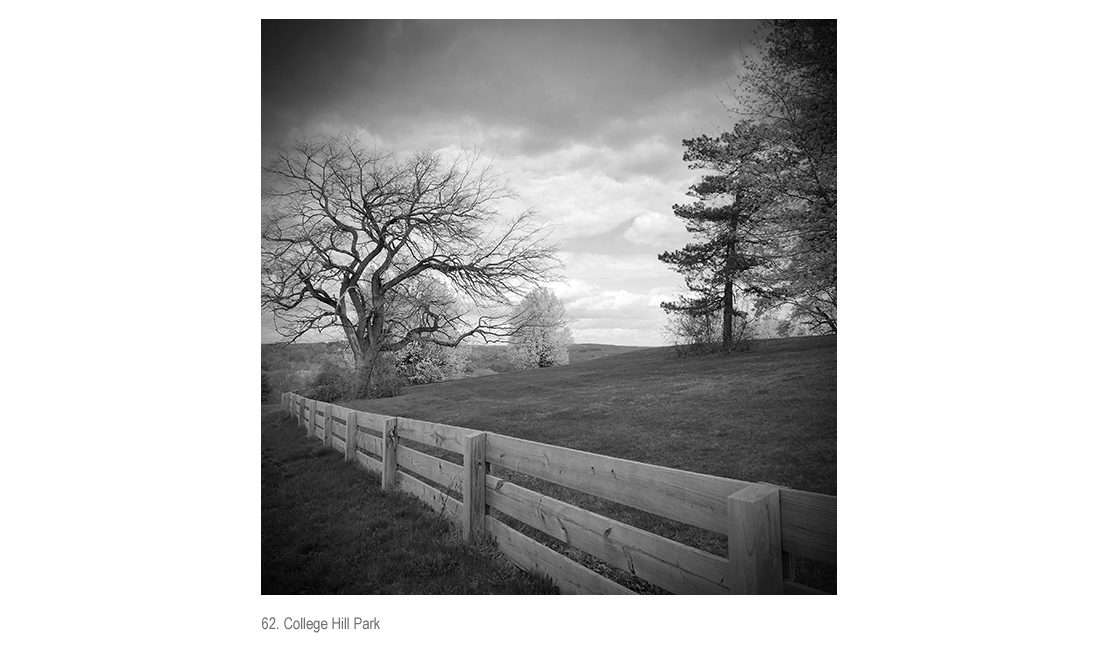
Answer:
395;445;462;491
395;417;475;455
381;418;398;491
780;487;836;565
463;432;486;541
727;484;783;594
487;433;750;534
486;516;635;595
344;411;358;462
485;476;734;594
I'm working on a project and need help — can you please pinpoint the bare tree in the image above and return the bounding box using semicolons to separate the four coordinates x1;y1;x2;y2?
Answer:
261;133;559;392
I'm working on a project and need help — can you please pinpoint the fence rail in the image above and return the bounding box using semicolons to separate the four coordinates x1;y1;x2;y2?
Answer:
280;392;836;595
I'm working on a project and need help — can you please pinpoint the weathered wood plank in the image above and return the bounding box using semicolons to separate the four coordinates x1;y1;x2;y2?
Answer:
322;402;333;448
464;432;487;541
344;411;358;462
780;488;836;565
487;433;751;534
727;484;783;594
332;436;346;454
396;471;463;523
782;580;830;595
486;516;635;595
353;433;382;457
331;420;347;443
485;476;733;594
381;418;397;491
395;445;463;491
354;449;383;476
395;417;473;455
351;410;396;436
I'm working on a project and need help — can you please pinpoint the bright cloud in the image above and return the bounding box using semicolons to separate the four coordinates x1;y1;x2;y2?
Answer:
623;211;689;247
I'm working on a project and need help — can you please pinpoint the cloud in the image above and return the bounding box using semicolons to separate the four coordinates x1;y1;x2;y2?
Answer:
623;211;689;247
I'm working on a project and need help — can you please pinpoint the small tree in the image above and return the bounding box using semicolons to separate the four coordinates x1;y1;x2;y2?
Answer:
508;288;574;370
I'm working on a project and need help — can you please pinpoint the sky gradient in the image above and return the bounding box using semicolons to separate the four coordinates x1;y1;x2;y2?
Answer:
262;19;760;346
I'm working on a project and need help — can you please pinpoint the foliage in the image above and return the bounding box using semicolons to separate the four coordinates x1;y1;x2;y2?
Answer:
662;308;754;357
396;340;471;385
261;133;560;395
659;120;782;351
508;287;574;370
660;20;836;342
730;20;836;333
306;354;405;402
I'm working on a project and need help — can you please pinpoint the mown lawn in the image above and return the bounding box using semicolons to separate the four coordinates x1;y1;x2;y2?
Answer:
261;406;558;594
340;335;837;593
345;335;836;495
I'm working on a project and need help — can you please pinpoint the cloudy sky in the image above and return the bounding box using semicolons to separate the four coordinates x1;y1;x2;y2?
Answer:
262;19;760;346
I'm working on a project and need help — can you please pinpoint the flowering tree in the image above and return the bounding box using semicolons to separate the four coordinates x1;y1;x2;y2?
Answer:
508;288;573;369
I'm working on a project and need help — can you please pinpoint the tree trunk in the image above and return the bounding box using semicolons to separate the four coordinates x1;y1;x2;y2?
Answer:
723;275;734;351
722;201;741;352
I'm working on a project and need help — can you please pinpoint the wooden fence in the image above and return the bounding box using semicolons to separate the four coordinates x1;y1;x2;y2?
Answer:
280;392;836;595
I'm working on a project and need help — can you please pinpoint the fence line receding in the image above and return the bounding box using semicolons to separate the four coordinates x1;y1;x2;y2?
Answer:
279;392;836;595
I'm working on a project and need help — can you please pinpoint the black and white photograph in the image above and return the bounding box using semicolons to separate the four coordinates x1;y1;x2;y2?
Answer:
11;4;1094;645
261;19;837;597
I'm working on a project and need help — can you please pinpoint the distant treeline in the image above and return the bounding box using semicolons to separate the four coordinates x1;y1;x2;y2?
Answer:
261;341;650;403
261;341;519;376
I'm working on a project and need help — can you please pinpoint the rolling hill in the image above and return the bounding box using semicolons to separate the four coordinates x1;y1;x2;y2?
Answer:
342;335;836;496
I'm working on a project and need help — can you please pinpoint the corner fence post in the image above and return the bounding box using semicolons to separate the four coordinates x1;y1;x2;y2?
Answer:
344;410;358;463
381;418;398;491
726;484;783;594
323;402;333;448
463;432;487;542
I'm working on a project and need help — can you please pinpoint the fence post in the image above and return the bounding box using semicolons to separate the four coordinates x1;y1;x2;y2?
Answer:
322;402;333;448
381;418;398;491
344;410;358;463
297;396;305;430
463;432;487;541
308;399;317;438
726;484;783;594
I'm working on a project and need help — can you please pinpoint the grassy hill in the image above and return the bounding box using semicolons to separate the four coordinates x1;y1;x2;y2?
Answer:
566;343;650;364
344;335;836;495
336;334;836;593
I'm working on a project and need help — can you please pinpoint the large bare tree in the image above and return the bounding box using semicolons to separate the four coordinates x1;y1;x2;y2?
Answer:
262;134;559;389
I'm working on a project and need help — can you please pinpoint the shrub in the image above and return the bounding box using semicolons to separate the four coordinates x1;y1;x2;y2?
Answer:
396;341;470;386
306;353;408;401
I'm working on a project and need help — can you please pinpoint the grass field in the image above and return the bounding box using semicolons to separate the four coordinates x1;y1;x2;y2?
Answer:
339;334;837;593
261;405;558;594
345;335;835;495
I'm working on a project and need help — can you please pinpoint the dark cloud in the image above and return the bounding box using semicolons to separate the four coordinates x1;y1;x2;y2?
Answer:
262;20;758;152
